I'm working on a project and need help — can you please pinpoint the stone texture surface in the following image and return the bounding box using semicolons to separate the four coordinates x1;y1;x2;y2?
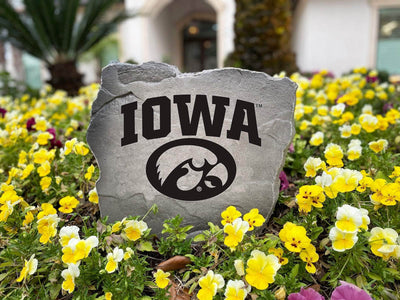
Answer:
87;62;297;234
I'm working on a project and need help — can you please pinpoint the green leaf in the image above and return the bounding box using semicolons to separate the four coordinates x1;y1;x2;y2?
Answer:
290;264;299;278
137;241;155;252
182;271;191;282
367;272;382;281
193;234;206;242
0;272;9;282
0;262;14;269
310;226;324;240
49;283;61;299
188;282;198;295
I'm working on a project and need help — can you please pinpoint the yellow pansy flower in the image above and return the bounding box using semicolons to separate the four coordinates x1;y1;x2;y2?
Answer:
59;225;80;247
18;150;27;166
279;222;311;252
221;205;242;226
21;164;35;179
368;139;388;153
304;157;325;177
243;208;265;231
37;203;56;220
245;250;280;290
329;227;358;252
332;169;363;193
59;196;79;214
105;247;124;273
389;166;400;179
309;131;324;146
234;259;245;276
364;89;375;100
268;248;288;265
224;280;248;300
16;254;38;282
324;143;343;167
330;103;345;118
22;211;34;226
37;214;60;244
380;183;400;206
88;188;99;204
197;270;225;300
33;118;47;131
124;220;148;241
64;138;77;155
0;200;20;222
37;161;51;177
85;164;95;180
36;132;53;145
61;264;80;293
299;245;319;274
369;227;400;260
296;185;325;213
335;204;363;233
356;176;373;193
350;123;361;135
224;218;249;249
337;93;358;106
359;114;378;133
154;269;170;288
74;142;89;156
33;148;51;164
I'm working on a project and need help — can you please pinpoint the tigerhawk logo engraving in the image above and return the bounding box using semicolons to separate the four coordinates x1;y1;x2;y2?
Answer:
146;139;236;201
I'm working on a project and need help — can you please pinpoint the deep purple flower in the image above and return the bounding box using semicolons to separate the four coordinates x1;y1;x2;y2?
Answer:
26;117;36;131
46;128;63;149
279;170;289;191
366;76;378;84
0;108;6;118
331;281;372;300
53;139;63;149
47;128;56;141
383;103;393;113
288;287;324;300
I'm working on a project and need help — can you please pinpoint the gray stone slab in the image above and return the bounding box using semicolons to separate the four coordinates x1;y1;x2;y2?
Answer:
87;62;297;234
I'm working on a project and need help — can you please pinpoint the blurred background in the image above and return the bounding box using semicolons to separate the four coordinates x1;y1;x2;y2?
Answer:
0;0;399;93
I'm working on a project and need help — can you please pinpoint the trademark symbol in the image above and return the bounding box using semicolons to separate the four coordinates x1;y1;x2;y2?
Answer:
255;103;262;108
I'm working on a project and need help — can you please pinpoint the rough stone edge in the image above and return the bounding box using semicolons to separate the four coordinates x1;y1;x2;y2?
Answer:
89;61;297;116
86;61;298;230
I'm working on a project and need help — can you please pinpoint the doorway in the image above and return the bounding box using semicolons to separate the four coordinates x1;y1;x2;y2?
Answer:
183;20;217;72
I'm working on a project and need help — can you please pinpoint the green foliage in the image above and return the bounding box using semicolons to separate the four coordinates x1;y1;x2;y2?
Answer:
0;0;128;65
0;0;129;93
1;70;400;299
226;0;298;75
157;215;193;256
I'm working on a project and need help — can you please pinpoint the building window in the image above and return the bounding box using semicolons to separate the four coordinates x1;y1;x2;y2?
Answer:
376;8;400;75
183;20;217;72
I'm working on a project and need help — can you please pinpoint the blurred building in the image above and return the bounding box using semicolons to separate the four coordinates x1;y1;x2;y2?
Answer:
2;0;400;88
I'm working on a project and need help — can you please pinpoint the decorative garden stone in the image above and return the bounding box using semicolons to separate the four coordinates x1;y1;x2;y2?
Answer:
87;62;297;234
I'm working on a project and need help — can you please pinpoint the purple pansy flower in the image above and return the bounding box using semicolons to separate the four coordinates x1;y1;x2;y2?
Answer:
26;117;36;131
331;281;373;300
288;287;324;300
279;170;289;191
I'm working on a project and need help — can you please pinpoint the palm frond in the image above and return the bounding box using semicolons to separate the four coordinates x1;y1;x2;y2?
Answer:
0;0;131;64
72;0;127;54
0;0;49;62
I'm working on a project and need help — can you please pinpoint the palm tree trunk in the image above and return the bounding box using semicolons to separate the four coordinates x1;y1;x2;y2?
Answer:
47;60;83;95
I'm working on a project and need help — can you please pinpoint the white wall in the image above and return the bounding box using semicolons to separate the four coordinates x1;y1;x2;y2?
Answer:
293;0;373;76
122;0;235;69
